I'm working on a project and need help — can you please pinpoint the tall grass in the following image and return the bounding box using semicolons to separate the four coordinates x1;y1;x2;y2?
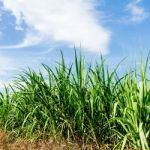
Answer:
0;51;149;149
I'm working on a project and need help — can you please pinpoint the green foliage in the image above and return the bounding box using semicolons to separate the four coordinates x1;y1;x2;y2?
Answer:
0;50;149;149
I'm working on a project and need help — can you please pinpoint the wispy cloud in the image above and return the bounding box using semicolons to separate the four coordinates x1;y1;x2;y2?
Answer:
125;0;149;22
0;31;42;49
0;31;2;39
1;0;111;54
0;55;16;76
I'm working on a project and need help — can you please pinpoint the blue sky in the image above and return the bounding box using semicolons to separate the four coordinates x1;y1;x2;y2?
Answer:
0;0;150;87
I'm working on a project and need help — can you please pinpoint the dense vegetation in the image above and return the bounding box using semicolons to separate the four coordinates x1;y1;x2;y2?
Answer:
0;51;149;149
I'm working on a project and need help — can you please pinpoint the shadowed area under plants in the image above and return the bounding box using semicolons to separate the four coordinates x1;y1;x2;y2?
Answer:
0;51;149;150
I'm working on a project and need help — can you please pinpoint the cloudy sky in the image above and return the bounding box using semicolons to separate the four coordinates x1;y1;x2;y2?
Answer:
0;0;150;87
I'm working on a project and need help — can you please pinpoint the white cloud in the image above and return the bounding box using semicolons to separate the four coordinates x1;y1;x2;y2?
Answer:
1;0;110;54
125;0;149;22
